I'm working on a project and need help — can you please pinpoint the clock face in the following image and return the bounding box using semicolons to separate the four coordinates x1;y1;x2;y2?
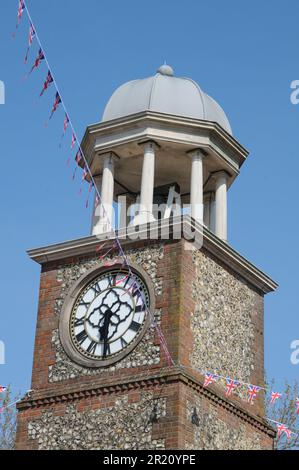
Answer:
69;268;150;363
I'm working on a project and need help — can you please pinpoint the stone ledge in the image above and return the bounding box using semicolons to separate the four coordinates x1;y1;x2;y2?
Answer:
27;216;278;294
17;366;275;438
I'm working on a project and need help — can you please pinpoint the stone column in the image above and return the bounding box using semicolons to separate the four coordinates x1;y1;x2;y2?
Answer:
132;141;158;225
214;171;229;242
187;149;205;224
92;152;119;235
203;192;212;228
91;175;102;235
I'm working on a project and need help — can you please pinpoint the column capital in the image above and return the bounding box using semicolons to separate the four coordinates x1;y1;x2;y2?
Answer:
97;151;120;164
186;148;207;159
211;170;230;182
138;140;160;151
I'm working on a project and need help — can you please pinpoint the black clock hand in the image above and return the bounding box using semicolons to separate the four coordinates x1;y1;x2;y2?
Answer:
99;309;113;357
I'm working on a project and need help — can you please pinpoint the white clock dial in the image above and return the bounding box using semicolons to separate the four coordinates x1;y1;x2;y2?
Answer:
69;269;150;362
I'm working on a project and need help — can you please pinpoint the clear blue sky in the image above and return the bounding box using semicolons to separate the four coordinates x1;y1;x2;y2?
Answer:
0;0;298;395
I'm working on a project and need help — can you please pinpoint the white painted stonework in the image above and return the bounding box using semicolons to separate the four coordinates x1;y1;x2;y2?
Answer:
132;141;157;226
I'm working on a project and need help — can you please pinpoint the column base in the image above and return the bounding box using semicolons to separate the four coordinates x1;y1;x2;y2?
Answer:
92;219;112;236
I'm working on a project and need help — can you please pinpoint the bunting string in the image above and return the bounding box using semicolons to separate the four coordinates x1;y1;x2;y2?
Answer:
13;0;175;409
179;364;299;441
0;386;33;414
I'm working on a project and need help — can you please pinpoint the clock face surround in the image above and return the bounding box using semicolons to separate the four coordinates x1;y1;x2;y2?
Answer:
59;263;154;368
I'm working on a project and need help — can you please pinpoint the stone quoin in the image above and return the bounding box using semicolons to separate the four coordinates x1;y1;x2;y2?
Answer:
15;65;278;450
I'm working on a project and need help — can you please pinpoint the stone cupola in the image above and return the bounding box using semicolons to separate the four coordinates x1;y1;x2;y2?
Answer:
80;65;249;241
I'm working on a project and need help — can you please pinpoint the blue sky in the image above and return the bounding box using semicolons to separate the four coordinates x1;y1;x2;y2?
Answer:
0;0;298;395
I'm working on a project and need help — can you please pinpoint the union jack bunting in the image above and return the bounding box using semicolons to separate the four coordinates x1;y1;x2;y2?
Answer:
24;23;35;63
29;48;44;75
12;0;25;37
14;0;25;32
276;423;292;440
247;385;261;404
225;379;240;397
59;114;69;147
82;167;89;181
17;0;25;23
40;71;53;97
49;92;61;119
270;391;282;405
95;194;100;207
203;373;218;388
63;114;69;133
75;150;83;165
0;386;6;393
71;133;77;150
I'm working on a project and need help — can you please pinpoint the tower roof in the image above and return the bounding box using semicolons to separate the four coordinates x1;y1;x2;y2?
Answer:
102;64;232;135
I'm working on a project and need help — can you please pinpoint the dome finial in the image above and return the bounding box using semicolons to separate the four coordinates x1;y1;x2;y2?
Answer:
157;63;174;77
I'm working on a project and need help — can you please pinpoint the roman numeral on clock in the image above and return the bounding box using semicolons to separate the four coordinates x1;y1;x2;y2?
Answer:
123;275;130;289
74;317;85;328
121;338;128;348
103;342;111;357
91;283;101;296
131;286;141;300
76;329;88;345
86;341;97;355
107;274;117;287
135;305;144;314
129;320;141;333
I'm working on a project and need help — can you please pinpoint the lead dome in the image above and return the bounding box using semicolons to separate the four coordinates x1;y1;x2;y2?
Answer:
102;64;232;135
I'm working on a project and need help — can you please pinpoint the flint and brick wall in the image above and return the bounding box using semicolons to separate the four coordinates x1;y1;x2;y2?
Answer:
15;237;274;450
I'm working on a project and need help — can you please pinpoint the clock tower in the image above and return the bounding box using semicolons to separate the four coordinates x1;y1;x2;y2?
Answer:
16;65;277;450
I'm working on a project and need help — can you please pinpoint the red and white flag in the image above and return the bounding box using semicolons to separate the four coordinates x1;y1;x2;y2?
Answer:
17;0;25;24
24;23;35;63
247;385;261;404
59;114;69;148
270;391;282;405
12;0;25;37
203;373;218;388
40;71;53;97
71;133;76;150
82;167;89;181
49;92;61;120
28;48;45;76
276;423;292;440
75;150;83;165
225;379;240;397
63;114;69;133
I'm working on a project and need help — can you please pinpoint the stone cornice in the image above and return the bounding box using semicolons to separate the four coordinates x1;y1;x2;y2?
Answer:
27;216;278;294
82;111;249;165
17;367;275;438
80;112;249;190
